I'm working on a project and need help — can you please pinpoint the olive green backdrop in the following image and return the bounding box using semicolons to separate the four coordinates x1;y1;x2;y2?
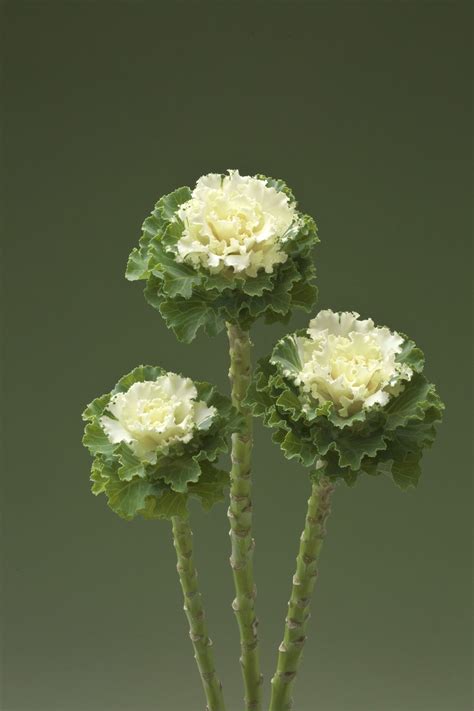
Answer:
2;2;472;710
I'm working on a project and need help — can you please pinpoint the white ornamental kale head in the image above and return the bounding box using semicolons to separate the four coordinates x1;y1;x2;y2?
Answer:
100;373;216;462
292;310;413;418
174;170;298;277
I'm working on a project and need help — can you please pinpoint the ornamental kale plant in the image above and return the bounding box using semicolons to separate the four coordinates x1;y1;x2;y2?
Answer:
245;310;444;710
82;171;444;711
82;365;240;709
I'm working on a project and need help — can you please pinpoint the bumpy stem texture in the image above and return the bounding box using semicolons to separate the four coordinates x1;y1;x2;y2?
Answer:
226;323;263;711
269;476;335;711
172;515;226;711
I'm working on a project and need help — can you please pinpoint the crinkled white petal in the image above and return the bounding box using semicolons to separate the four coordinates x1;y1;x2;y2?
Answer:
291;310;413;417
307;310;375;339
101;416;133;444
364;390;390;409
194;401;217;430
100;373;216;461
174;169;297;277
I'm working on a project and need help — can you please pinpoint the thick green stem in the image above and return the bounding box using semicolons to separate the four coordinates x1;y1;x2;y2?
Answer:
226;323;263;711
269;476;335;711
172;515;226;711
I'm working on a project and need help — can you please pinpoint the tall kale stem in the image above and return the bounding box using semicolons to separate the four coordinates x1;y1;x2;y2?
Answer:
172;515;226;711
269;475;335;711
226;323;263;711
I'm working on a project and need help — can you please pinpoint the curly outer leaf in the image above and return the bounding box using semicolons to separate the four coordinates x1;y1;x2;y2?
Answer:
288;280;318;310
83;422;118;458
335;430;387;470
106;477;157;520
82;393;111;422
126;247;150;281
159;298;214;344
271;334;302;376
151;243;202;298
148;489;189;519
116;444;146;482
384;375;439;430
157;457;201;493
160;186;192;221
114;364;166;393
256;174;296;202
188;462;229;511
90;458;114;495
390;452;422;489
397;337;425;373
281;431;318;468
276;389;302;413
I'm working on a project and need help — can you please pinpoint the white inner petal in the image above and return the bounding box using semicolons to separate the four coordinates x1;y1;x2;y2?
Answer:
100;374;216;462
292;310;413;417
175;170;297;277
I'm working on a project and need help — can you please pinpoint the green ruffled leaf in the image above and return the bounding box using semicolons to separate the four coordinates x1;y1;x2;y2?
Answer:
255;174;296;202
270;335;302;376
289;280;319;311
156;457;201;493
159;298;212;344
281;431;318;467
150;242;202;298
106;476;157;520
326;406;370;429
83;422;117;457
90;458;114;495
245;375;274;418
82;393;110;422
335;430;387;470
160;186;192;221
385;375;439;430
126;247;150;281
257;281;291;316
240;270;274;297
397;337;425;373
391;452;422;490
117;444;146;481
188;462;229;511
151;489;188;519
142;212;167;245
360;458;393;479
276;389;302;414
114;364;166;393
201;271;236;293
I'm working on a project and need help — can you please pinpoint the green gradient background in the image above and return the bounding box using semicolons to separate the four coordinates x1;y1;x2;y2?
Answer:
2;2;472;710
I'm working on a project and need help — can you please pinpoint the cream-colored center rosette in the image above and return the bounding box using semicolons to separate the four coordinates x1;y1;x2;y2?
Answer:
100;373;216;463
175;170;298;277
291;310;413;417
